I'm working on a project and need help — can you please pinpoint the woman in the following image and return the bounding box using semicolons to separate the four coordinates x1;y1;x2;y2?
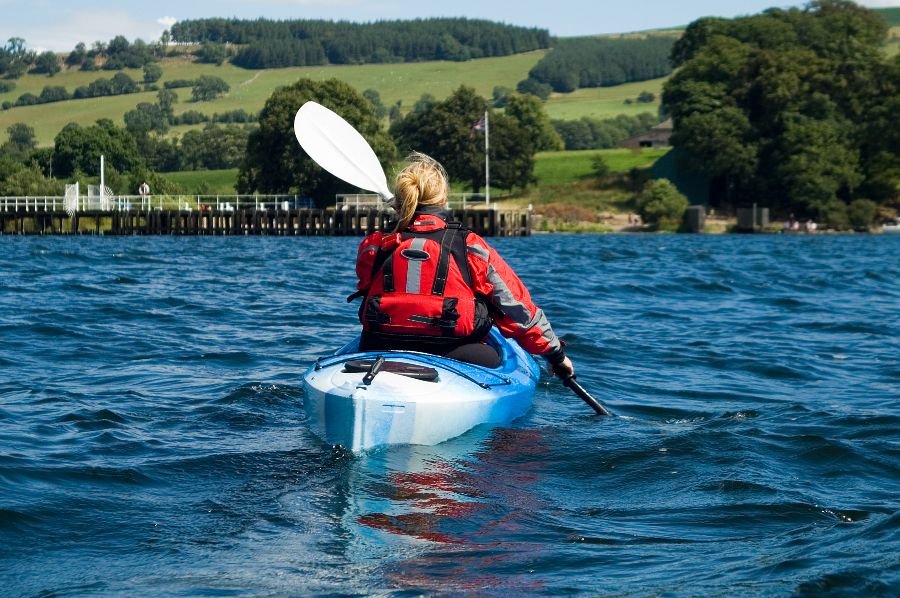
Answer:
353;152;575;378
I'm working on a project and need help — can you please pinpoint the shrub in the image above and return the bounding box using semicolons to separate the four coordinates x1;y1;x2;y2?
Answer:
847;198;878;231
822;199;849;230
635;178;688;231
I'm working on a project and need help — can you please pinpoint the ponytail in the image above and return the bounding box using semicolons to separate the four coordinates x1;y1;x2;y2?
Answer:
392;152;448;231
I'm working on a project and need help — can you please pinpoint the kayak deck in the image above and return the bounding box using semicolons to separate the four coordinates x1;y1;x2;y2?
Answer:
302;329;540;451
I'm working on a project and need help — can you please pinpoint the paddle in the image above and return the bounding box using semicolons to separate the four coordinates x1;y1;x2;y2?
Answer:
293;101;394;201
293;101;609;415
563;375;612;416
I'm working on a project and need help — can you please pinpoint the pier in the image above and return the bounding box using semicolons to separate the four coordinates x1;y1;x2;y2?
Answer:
0;206;531;237
0;195;531;237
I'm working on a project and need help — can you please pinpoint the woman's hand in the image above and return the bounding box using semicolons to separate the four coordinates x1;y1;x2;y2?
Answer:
551;356;575;380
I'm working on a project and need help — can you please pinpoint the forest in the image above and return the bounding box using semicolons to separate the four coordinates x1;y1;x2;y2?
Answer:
518;36;676;95
171;18;552;68
663;0;900;224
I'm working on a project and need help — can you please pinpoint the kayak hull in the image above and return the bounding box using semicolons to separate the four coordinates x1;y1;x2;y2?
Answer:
302;328;540;451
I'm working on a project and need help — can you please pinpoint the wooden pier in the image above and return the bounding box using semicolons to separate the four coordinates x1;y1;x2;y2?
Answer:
0;206;531;237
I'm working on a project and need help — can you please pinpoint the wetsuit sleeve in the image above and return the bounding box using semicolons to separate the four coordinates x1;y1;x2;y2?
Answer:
356;232;384;292
465;234;564;357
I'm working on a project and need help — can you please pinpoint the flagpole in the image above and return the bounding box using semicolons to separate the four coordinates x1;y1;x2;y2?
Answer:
484;110;490;206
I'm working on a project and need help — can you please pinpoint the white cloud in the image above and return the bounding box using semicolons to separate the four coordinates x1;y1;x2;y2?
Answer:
158;16;178;29
17;10;169;52
859;0;900;6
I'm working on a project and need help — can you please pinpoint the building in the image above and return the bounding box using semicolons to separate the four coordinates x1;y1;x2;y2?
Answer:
619;118;673;149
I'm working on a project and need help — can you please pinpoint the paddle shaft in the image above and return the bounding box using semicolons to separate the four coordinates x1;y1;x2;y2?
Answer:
564;375;612;416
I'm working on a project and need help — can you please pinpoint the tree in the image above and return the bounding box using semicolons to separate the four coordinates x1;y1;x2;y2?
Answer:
504;93;563;151
363;88;386;119
33;51;61;76
157;88;178;122
1;123;37;160
663;3;897;213
847;198;878;230
143;62;162;84
391;86;542;192
636;179;689;231
237;78;396;203
492;86;512;108
390;86;486;192
159;30;171;57
191;75;230;101
67;42;87;66
0;161;62;196
124;102;170;136
52;119;144;178
197;42;227;65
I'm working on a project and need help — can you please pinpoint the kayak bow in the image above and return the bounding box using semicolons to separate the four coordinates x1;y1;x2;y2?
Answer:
302;328;540;451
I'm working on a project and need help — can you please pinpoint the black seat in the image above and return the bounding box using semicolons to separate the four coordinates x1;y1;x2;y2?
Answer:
343;359;439;382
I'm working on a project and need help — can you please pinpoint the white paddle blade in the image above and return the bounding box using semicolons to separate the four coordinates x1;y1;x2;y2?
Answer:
293;101;394;200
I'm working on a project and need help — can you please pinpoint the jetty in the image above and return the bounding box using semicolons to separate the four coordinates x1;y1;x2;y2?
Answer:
0;194;531;237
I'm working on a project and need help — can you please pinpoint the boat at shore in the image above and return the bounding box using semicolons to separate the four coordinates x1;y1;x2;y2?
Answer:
882;219;900;234
302;328;540;451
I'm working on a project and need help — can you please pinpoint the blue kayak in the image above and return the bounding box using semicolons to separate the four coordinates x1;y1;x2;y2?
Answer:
302;327;540;451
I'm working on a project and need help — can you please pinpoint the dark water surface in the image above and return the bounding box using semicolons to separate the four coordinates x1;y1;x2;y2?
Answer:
1;234;898;596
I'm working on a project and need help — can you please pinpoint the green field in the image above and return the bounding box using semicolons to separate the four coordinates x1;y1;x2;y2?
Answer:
0;50;671;146
534;148;668;185
164;168;241;195
0;52;547;145
886;27;900;57
544;78;666;121
878;7;900;27
155;148;669;195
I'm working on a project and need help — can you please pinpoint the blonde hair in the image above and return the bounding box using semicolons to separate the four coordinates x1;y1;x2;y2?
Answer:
392;152;448;231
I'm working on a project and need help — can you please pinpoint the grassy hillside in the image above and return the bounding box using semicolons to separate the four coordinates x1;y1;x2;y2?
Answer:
877;7;900;27
887;27;900;57
156;148;668;197
544;78;665;121
0;50;667;146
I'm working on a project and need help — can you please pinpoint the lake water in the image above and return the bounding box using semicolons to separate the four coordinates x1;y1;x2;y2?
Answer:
1;234;898;596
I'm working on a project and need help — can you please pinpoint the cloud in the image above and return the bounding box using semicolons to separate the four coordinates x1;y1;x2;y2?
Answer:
859;0;900;6
14;10;169;52
158;16;178;29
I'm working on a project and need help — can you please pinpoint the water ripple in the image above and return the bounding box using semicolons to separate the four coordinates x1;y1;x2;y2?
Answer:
0;234;897;595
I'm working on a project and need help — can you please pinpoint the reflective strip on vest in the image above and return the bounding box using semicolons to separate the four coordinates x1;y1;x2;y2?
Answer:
405;237;428;294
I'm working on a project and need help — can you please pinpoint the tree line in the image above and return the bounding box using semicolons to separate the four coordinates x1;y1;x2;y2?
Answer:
1;77;592;201
518;36;675;96
171;18;552;68
663;0;899;226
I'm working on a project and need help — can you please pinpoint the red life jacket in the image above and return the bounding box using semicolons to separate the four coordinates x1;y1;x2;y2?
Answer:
360;223;491;341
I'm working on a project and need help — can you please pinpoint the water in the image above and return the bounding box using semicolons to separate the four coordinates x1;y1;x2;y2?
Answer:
1;234;898;596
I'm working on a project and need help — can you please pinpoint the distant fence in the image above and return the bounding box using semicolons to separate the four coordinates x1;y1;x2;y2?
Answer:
0;194;316;213
335;193;490;211
2;192;493;214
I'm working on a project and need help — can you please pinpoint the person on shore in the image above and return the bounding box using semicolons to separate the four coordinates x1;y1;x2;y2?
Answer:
351;152;575;378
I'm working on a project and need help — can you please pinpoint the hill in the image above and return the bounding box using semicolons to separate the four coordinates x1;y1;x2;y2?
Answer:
0;51;665;146
876;7;900;27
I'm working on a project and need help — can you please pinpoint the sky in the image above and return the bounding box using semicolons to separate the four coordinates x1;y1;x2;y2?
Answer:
2;0;899;52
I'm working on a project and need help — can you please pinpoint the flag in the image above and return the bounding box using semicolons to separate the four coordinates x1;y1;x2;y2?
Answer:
469;115;486;139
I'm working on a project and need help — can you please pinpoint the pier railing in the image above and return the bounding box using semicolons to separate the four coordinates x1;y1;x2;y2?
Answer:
0;194;317;213
0;205;531;237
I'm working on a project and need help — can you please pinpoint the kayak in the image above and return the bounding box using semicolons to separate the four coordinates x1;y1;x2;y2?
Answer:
302;327;541;451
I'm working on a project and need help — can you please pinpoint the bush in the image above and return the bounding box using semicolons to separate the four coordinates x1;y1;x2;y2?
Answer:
164;79;196;89
847;198;878;231
635;178;688;231
173;110;209;125
822;199;849;230
0;81;16;93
